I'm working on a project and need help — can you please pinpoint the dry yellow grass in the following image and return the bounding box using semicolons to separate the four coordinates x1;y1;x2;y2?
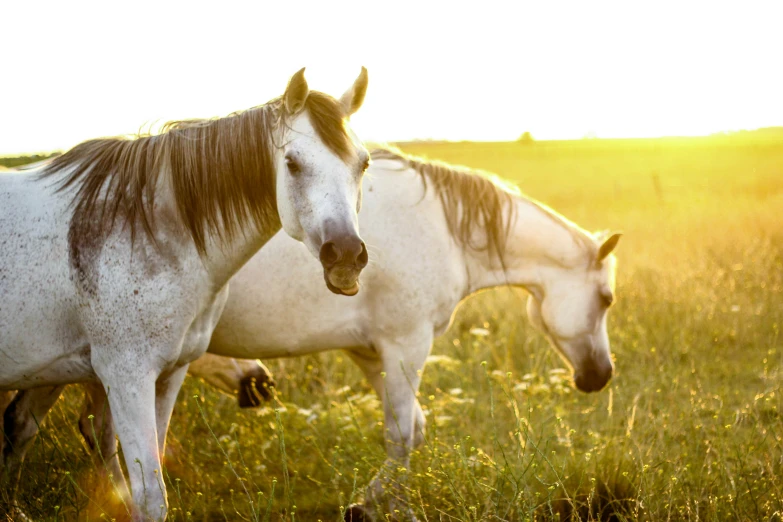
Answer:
3;135;783;520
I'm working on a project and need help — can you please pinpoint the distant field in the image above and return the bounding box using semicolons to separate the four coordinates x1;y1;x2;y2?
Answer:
0;153;59;170
3;136;783;520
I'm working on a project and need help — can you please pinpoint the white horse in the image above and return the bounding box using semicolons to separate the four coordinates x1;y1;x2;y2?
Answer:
5;147;621;521
0;67;371;521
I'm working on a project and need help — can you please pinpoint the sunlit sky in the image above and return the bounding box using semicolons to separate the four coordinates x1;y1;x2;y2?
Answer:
2;0;781;155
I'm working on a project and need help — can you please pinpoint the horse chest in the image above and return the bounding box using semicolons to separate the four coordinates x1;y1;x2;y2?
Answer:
432;294;464;338
179;287;230;365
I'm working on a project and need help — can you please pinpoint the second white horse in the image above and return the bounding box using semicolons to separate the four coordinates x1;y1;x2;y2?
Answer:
6;147;621;520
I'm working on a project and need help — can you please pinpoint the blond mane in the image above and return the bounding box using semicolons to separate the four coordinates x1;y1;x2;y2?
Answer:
41;92;352;260
371;147;517;263
370;147;595;263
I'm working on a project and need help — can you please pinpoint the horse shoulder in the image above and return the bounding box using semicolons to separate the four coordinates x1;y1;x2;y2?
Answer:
80;233;216;369
360;208;467;342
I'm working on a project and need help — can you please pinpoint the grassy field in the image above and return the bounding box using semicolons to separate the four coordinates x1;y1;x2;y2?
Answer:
3;135;783;521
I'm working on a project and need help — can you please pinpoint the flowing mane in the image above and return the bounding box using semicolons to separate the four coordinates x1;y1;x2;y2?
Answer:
41;92;352;258
370;147;595;263
371;146;517;263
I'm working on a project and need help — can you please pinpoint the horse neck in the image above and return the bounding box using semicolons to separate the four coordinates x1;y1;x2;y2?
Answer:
152;162;282;291
464;197;587;295
199;220;281;289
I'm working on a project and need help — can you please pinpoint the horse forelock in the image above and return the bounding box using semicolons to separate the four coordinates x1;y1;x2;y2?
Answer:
39;90;353;284
302;91;354;162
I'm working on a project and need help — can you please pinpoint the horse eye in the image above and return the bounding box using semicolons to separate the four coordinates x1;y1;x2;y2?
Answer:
601;292;614;307
286;158;301;175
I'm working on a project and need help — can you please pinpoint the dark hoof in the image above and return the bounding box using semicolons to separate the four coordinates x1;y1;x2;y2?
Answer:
344;504;374;522
238;373;275;408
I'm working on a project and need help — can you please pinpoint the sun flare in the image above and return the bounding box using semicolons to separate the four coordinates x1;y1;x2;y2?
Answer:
1;0;781;155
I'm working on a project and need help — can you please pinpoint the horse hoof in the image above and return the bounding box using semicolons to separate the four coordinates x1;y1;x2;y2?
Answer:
238;372;275;408
344;504;374;522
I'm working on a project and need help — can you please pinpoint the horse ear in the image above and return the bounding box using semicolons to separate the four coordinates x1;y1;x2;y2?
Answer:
340;66;368;117
284;67;309;115
597;233;622;262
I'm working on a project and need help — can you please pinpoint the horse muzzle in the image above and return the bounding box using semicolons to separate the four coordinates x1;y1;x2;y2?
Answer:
574;358;614;393
319;234;368;296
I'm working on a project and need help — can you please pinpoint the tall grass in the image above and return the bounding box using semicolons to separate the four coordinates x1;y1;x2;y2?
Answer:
2;136;782;520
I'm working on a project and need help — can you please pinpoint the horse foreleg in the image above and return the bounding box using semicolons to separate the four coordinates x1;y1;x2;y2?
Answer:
347;331;432;522
346;348;427;449
78;364;191;484
96;368;167;522
2;386;64;498
79;382;130;501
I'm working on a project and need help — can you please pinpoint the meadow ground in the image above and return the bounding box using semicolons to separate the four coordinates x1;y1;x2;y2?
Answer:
2;135;783;521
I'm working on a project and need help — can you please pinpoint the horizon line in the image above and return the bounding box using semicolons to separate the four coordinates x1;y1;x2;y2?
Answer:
3;126;783;159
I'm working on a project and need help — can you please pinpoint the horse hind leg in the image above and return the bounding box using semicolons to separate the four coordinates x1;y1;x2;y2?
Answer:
237;361;276;407
187;354;276;408
0;390;17;466
2;386;65;501
79;382;130;502
154;365;189;459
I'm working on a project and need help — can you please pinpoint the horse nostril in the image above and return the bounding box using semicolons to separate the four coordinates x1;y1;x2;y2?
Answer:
319;241;340;267
356;241;368;268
